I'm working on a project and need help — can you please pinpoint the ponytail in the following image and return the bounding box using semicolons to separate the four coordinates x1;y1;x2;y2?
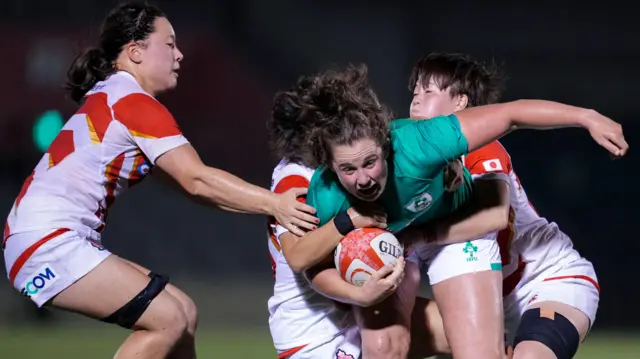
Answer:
65;47;115;103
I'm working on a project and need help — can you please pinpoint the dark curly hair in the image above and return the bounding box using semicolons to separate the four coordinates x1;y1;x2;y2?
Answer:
408;52;506;107
268;64;392;168
409;53;507;192
65;1;166;104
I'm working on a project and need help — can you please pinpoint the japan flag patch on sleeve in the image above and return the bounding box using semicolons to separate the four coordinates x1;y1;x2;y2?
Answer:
482;159;503;172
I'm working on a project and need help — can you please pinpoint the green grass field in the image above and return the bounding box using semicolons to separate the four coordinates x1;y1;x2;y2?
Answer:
0;327;638;358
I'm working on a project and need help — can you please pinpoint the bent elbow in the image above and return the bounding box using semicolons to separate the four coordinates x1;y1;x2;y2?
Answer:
187;176;204;198
288;258;311;274
286;248;318;274
184;166;209;198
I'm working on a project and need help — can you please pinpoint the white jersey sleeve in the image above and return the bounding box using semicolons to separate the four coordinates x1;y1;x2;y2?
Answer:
4;71;190;243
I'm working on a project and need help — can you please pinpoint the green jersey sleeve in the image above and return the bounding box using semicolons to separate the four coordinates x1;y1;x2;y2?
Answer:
391;114;469;173
306;167;351;226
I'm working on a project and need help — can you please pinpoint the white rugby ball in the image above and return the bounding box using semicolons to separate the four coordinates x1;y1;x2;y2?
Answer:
334;228;403;287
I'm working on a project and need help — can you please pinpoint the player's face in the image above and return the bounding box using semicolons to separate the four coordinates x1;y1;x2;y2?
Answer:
137;17;183;95
330;138;388;202
409;78;461;119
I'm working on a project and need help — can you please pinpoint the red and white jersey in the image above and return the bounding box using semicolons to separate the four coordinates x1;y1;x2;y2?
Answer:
267;159;354;351
4;71;189;244
463;141;583;296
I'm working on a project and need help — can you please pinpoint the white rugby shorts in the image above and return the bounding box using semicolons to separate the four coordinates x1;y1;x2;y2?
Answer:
408;238;502;285
4;228;111;307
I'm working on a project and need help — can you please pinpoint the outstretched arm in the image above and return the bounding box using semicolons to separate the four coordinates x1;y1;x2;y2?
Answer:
458;100;627;156
156;144;317;235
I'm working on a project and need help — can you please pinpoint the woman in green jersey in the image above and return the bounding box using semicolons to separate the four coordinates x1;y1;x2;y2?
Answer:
268;64;626;359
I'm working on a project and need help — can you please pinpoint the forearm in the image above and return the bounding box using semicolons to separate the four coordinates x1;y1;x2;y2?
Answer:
459;100;593;151
307;266;364;306
283;221;343;273
431;204;508;245
191;166;275;215
505;100;591;130
415;180;510;245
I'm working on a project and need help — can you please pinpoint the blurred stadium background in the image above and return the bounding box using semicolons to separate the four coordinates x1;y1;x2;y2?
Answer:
0;1;638;358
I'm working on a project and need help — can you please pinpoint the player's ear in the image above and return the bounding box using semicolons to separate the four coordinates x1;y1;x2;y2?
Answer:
454;94;469;111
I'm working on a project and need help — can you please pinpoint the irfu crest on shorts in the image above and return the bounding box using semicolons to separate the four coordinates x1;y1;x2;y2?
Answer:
463;241;478;262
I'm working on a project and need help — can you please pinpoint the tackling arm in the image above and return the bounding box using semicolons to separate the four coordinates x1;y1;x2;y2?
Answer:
156;144;279;214
156;145;317;235
457;100;625;154
418;179;511;245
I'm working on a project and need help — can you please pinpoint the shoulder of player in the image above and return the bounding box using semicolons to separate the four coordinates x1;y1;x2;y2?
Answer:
466;141;511;161
390;115;458;140
306;167;350;226
85;72;149;104
107;88;181;139
306;166;348;201
271;160;316;192
464;140;512;174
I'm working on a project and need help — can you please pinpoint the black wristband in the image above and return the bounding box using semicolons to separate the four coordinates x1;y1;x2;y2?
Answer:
333;210;355;236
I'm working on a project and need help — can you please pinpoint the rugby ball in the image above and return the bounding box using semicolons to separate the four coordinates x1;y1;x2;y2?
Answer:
334;228;403;286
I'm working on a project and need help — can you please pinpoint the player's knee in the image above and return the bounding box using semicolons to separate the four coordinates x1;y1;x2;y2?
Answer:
156;299;190;341
101;272;188;342
178;294;198;334
513;308;580;359
512;341;556;359
363;330;410;359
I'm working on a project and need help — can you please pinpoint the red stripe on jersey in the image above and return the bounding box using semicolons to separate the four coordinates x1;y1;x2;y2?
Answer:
278;344;308;359
543;275;600;293
503;256;526;296
113;93;183;139
77;93;113;143
465;141;512;176
128;150;149;187
267;221;282;252
269;251;277;278
47;130;75;168
271;174;310;228
273;175;310;202
2;222;10;247
268;173;311;276
103;153;126;223
15;171;35;209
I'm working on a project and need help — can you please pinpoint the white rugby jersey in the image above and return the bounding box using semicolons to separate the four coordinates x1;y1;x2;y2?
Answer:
267;159;354;351
4;71;189;245
463;141;582;295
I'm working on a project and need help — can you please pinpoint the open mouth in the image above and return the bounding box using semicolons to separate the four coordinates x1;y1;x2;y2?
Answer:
357;184;380;200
